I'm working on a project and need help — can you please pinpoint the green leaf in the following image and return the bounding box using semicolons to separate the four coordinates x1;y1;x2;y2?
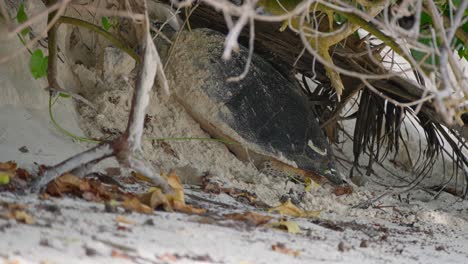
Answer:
455;39;467;60
17;3;30;36
0;172;10;185
101;16;112;31
410;36;441;67
411;49;440;68
58;92;70;98
420;11;432;26
29;49;48;79
333;13;347;24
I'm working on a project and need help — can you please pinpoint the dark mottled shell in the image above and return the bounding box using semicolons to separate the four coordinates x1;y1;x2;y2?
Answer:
168;29;343;184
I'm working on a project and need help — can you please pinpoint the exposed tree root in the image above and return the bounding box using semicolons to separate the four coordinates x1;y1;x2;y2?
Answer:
31;0;170;194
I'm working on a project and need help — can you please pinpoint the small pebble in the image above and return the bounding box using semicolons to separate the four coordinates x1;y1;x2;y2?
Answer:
18;146;29;153
144;219;155;226
360;240;369;248
338;241;351;252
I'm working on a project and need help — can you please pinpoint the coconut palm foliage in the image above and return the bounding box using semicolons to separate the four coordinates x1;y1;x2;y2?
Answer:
175;0;467;196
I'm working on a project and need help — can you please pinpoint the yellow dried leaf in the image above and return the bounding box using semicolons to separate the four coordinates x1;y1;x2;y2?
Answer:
173;200;206;215
115;215;136;225
139;188;172;212
167;172;183;190
137;172;205;214
304;178;312;192
269;200;321;218
14;210;35;225
269;220;301;234
166;172;185;203
122;197;153;214
224;211;273;226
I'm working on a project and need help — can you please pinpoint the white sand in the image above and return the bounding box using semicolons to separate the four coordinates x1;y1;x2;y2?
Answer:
1;1;468;263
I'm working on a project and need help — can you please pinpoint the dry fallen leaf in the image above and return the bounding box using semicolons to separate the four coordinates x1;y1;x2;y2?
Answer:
122;197;154;214
224;211;273;226
0;161;17;171
271;242;300;257
14;211;35;224
4;210;34;225
5;203;27;211
139;188;172;212
158;253;179;262
269;220;301;234
45;173;122;201
39;170;205;215
136;172;206;214
46;173;84;196
111;250;130;259
166;171;185;203
167;172;206;214
333;185;353;196
115;215;136;225
172;200;206;215
269;200;321;218
202;178;257;204
15;168;31;181
0;203;35;224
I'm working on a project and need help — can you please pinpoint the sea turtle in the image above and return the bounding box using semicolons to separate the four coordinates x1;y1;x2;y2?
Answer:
166;28;343;186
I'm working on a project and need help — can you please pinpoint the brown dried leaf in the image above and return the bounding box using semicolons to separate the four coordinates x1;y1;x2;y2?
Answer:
46;173;83;196
271;242;300;257
46;173;121;201
15;168;31;181
0;161;17;171
202;180;257;203
224;211;273;226
333;185;353;196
